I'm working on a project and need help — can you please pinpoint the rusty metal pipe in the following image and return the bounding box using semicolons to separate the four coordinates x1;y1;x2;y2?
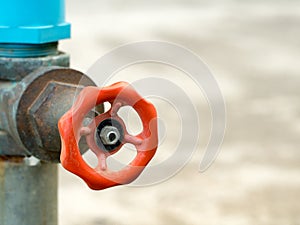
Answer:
0;52;103;225
0;53;69;225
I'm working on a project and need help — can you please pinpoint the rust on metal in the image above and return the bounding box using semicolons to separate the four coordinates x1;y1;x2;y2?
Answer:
16;68;103;162
0;53;69;81
0;156;24;163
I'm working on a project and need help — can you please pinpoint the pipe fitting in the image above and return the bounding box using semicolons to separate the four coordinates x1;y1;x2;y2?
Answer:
0;64;104;162
15;67;102;162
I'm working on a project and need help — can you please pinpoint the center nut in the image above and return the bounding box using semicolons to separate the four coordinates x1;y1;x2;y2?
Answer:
96;118;124;152
100;126;120;145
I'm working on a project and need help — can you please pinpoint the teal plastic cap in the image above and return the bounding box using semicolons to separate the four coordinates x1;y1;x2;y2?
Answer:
0;0;71;44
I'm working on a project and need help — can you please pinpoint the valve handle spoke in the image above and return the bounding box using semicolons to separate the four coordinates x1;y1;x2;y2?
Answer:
124;134;143;146
80;127;91;136
110;102;122;117
96;153;107;171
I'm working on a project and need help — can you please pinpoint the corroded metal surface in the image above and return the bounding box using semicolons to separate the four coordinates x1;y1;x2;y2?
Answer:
16;67;102;162
0;59;104;161
0;42;59;58
0;52;69;81
0;130;25;156
0;52;70;157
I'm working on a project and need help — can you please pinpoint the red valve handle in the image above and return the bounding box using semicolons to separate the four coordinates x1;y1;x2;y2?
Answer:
58;82;158;190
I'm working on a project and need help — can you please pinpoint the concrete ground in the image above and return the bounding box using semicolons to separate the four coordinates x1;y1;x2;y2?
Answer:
59;1;300;224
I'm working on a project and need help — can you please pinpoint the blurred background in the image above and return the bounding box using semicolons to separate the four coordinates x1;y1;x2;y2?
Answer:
59;0;300;224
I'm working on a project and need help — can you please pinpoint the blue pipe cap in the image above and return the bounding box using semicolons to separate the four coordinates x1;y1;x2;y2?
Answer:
0;0;70;44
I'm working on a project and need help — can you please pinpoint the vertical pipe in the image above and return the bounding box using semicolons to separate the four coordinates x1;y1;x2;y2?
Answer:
0;42;69;225
0;157;57;225
0;1;70;224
